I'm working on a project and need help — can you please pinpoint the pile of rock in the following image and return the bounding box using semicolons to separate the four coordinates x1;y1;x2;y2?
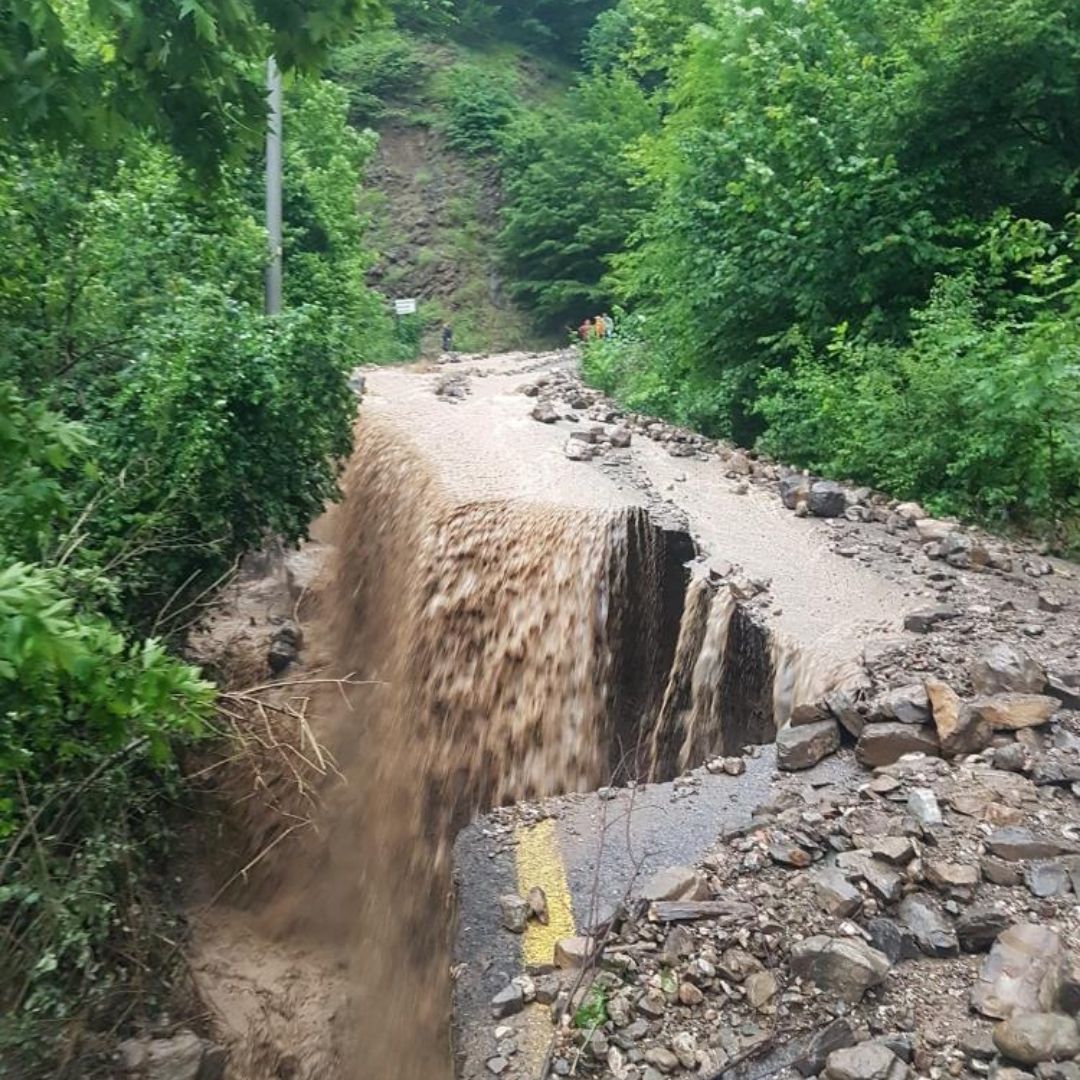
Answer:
774;641;1078;787
485;724;1080;1080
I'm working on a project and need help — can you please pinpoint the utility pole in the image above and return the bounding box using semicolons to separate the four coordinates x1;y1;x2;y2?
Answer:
265;56;283;316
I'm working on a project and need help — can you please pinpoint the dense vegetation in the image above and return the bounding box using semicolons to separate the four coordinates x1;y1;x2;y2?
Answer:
0;0;387;1070
498;0;1080;545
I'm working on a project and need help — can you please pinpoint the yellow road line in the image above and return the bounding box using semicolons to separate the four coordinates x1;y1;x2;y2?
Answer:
514;818;577;1073
514;818;576;970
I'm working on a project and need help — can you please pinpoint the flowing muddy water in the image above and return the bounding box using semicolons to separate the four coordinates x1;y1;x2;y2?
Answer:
193;368;882;1080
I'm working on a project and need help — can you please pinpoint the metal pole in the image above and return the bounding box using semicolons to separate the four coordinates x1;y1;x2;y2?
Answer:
265;56;283;316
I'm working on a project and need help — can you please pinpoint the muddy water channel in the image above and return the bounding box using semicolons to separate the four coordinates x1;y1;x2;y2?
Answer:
199;415;851;1080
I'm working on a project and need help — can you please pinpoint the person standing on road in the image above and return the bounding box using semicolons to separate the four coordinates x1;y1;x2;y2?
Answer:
578;318;592;342
602;313;614;338
442;323;454;355
593;315;605;339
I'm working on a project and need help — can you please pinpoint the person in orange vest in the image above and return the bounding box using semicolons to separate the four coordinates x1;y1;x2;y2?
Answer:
578;318;592;342
593;315;606;339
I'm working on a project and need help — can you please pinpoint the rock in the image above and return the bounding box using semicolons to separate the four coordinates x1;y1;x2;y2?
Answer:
895;502;926;523
118;1032;221;1080
660;925;695;966
534;974;561;1005
972;924;1064;1019
985;828;1074;862
957;903;1012;952
644;1047;680;1073
834;853;903;903
1036;1065;1080;1080
491;983;524;1019
873;684;932;725
1059;958;1080;1015
826;688;866;738
499;893;530;934
825;1042;909;1080
267;637;299;675
1023;861;1070;898
907;787;943;826
812;868;863;917
995;743;1031;773
810;481;848;518
982;856;1024;887
927;859;979;892
563;439;593;461
486;1056;509;1075
905;608;960;634
780;474;812;510
746;970;779;1009
916;519;956;543
994;1014;1080;1065
926;679;992;755
527;886;549;925
789;935;891;1003
770;837;813;868
678;981;704;1005
856;723;940;767
609;426;632;449
1046;675;1080;712
865;918;919;965
970;694;1059;731
777;719;841;770
554;937;594;969
641;866;710;903
718;946;764;982
870;837;916;865
897;893;959;957
531;402;558;423
963;1030;999;1063
971;644;1047;696
672;1032;698;1070
791;702;828;726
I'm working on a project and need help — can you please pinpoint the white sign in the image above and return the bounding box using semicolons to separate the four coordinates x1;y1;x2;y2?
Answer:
393;298;418;316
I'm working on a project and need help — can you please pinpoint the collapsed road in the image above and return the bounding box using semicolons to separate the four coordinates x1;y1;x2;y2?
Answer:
186;351;1080;1080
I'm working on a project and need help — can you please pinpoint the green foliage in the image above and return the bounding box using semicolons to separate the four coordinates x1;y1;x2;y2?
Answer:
0;391;213;1068
439;62;520;153
329;29;430;124
499;72;657;325
1;0;386;170
572;984;607;1029
756;267;1080;534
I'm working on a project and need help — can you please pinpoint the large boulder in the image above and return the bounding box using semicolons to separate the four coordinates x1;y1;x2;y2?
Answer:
825;1042;909;1080
971;924;1065;1019
971;643;1047;695
969;694;1060;731
856;722;940;768
780;474;812;510
777;719;841;771
809;481;848;518
994;1014;1080;1065
790;935;891;1003
871;684;931;725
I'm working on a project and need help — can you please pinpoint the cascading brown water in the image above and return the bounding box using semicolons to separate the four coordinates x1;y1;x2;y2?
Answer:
214;414;851;1079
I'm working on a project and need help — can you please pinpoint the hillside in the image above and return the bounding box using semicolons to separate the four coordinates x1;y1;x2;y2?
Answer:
330;31;572;355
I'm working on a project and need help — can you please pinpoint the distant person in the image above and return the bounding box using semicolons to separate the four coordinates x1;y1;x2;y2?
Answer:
602;313;614;338
593;315;606;339
578;318;592;342
442;323;454;354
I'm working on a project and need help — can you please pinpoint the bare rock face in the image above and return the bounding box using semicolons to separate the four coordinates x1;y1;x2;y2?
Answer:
790;935;892;1003
971;643;1047;695
971;924;1064;1019
777;719;841;770
993;1014;1080;1065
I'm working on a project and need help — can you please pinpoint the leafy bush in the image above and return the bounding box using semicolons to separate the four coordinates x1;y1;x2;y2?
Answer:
756;269;1080;535
439;64;520;153
0;389;213;1069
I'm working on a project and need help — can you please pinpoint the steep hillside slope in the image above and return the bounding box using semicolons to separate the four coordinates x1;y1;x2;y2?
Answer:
334;33;571;355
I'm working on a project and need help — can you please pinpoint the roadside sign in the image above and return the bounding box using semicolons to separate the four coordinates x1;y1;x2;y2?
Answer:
394;298;418;316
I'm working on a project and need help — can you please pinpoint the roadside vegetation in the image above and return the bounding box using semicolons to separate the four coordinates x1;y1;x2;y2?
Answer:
497;0;1080;549
0;0;388;1071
